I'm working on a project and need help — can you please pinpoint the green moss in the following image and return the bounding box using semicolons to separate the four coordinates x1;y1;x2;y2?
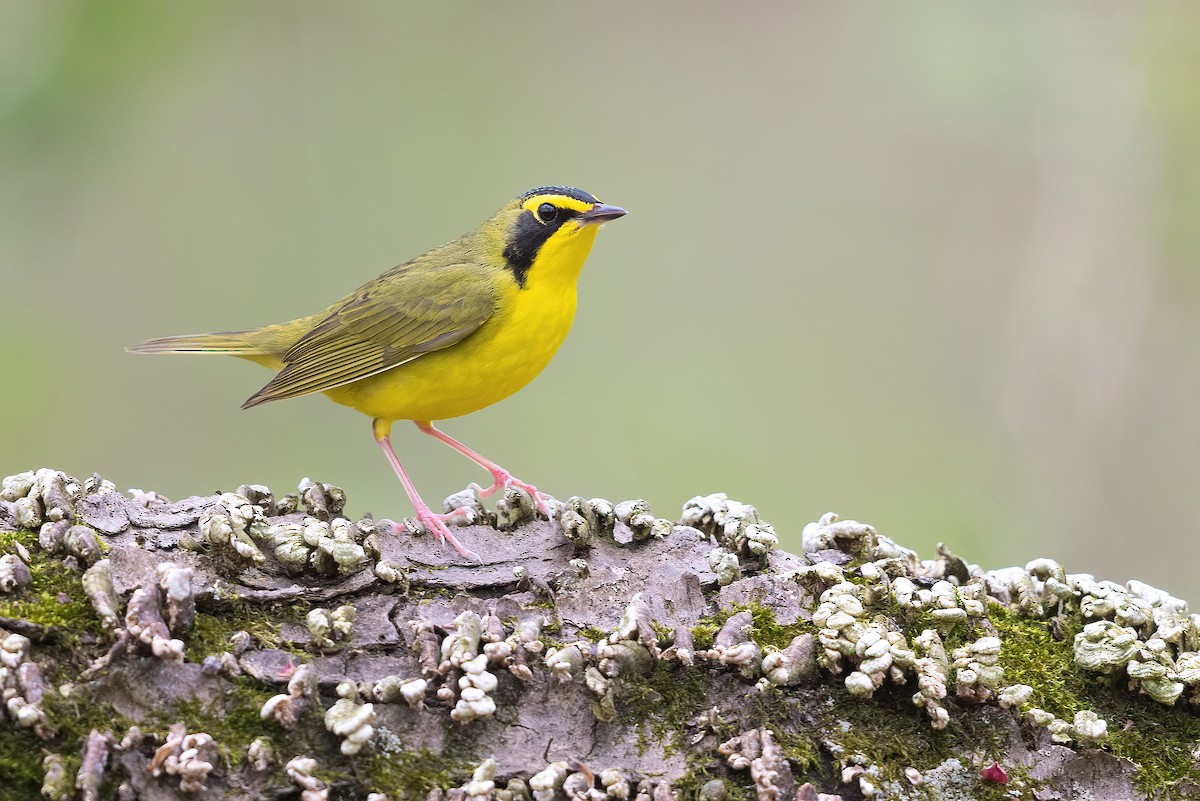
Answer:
0;728;46;801
990;604;1087;716
576;624;609;643
616;605;825;780
0;529;104;641
0;530;321;798
691;603;816;652
1085;677;1200;797
1105;699;1200;798
40;679;124;738
169;679;290;759
830;684;934;761
619;662;712;755
690;619;719;651
743;605;816;650
368;746;470;800
614;604;829;790
183;597;308;663
991;604;1200;798
823;689;1043;798
0;531;122;799
0;529;37;551
0;651;127;800
618;663;828;797
671;765;754;801
728;686;828;785
614;604;820;762
651;620;673;641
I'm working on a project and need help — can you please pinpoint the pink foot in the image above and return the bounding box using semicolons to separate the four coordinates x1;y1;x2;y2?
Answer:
383;505;480;562
471;470;551;517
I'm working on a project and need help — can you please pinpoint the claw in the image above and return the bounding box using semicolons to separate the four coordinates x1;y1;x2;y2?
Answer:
379;509;481;563
415;422;551;518
474;472;551;517
413;509;482;562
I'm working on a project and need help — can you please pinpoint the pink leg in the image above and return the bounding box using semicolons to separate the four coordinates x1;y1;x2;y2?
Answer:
373;419;480;561
415;421;551;516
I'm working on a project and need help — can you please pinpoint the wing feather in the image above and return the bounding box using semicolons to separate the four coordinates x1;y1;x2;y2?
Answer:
242;262;496;408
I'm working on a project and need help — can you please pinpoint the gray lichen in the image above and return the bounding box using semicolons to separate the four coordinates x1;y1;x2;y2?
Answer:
683;493;778;557
285;755;328;801
0;552;31;593
147;722;218;793
124;586;185;663
324;681;376;755
305;604;356;652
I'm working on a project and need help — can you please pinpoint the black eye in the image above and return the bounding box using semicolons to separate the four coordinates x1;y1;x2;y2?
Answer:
536;203;559;224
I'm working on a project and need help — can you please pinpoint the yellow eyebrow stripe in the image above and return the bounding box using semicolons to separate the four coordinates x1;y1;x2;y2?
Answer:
521;195;594;215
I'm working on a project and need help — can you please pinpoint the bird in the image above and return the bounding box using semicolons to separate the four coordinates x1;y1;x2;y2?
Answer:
129;186;626;560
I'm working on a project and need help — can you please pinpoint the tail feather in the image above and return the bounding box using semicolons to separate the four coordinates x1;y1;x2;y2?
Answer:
127;331;265;355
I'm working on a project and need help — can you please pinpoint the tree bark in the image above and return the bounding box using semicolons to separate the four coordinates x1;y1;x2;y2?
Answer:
0;470;1195;801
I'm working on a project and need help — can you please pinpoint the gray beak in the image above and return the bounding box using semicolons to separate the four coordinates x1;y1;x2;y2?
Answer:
579;203;628;224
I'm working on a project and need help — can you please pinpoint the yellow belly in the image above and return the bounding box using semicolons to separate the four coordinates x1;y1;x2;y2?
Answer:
323;280;577;423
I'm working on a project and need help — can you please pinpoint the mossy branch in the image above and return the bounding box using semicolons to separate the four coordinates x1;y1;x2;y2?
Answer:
1;469;1198;801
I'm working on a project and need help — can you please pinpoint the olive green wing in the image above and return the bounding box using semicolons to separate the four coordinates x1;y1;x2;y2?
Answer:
241;262;496;408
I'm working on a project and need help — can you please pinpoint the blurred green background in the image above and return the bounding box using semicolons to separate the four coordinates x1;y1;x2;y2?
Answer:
2;4;1198;597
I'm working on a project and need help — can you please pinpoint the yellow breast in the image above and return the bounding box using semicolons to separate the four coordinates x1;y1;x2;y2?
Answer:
324;223;599;423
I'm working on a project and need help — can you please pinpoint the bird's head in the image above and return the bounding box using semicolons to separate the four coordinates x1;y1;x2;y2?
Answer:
490;186;626;288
